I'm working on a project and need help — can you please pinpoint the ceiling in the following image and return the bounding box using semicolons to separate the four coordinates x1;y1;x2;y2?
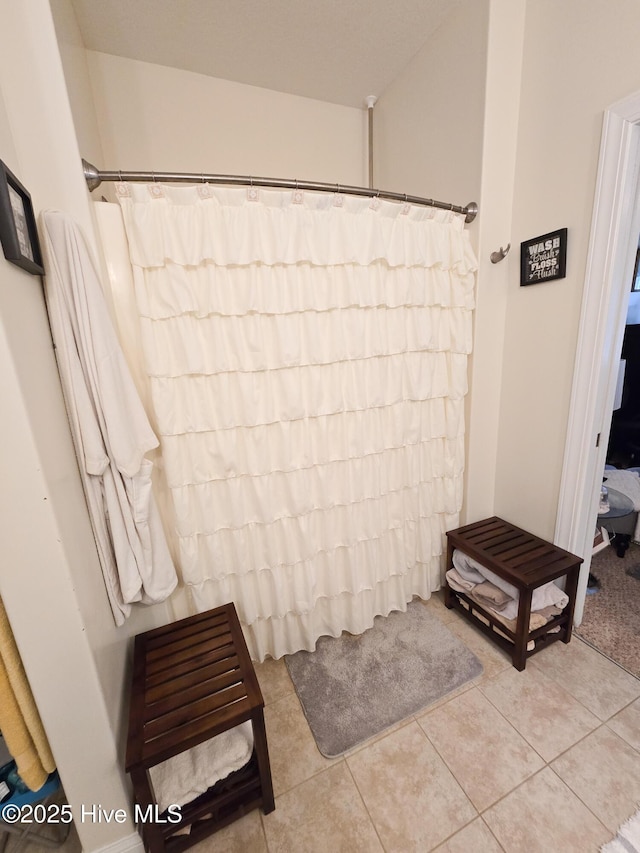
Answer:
69;0;462;108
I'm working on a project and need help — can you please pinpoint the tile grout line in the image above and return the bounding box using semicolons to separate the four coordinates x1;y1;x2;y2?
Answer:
256;614;637;850
546;762;615;838
342;756;387;852
415;687;574;832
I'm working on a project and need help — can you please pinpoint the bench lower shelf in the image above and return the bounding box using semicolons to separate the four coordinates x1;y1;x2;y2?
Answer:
147;753;264;853
445;585;572;662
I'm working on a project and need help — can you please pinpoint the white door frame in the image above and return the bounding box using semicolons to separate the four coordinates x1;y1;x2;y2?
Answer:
556;91;640;624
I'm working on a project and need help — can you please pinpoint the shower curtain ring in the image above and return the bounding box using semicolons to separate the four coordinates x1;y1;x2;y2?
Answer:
201;173;205;184
152;171;156;183
118;171;122;182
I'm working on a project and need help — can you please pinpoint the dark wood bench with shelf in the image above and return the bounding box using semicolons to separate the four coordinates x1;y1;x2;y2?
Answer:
125;602;274;852
445;516;582;671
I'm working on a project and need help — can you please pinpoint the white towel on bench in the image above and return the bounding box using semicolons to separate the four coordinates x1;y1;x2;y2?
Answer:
453;549;568;621
149;721;254;812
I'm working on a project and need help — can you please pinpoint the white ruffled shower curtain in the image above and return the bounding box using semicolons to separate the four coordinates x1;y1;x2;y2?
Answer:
113;182;477;660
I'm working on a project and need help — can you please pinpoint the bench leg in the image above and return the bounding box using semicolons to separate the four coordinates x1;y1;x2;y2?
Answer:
513;589;533;671
130;768;165;853
252;711;275;814
562;566;580;644
444;540;454;609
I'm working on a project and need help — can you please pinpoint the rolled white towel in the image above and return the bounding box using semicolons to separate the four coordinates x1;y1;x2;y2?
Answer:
452;550;486;584
452;549;569;620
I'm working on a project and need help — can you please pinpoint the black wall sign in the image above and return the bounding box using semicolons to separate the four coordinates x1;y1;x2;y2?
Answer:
520;228;567;286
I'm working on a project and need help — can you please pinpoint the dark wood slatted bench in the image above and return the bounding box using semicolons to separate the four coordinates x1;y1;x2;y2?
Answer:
445;516;582;671
125;602;274;852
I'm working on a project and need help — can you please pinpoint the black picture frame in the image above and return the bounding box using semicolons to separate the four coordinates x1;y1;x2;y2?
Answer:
0;160;44;275
520;228;567;286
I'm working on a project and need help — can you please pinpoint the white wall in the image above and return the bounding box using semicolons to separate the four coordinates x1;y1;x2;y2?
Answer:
0;3;171;850
50;0;105;170
375;0;640;542
373;0;487;211
86;51;367;185
495;0;640;539
372;0;503;523
47;0;172;730
463;0;526;523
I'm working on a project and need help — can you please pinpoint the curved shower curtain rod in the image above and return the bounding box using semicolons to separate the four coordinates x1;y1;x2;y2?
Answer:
82;159;478;224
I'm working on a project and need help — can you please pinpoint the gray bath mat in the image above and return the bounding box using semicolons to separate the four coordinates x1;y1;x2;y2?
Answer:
285;601;483;757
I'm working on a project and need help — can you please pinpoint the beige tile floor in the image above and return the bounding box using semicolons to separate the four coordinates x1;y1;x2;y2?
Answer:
9;592;640;853
253;593;640;853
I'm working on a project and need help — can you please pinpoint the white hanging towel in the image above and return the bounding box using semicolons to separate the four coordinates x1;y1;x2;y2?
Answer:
41;210;178;625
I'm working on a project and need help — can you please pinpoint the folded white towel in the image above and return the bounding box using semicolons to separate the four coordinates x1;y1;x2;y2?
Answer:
452;549;569;620
149;721;253;812
446;570;538;649
446;566;477;592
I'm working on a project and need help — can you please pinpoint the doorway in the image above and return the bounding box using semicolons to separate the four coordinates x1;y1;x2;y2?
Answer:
575;255;640;677
556;90;640;641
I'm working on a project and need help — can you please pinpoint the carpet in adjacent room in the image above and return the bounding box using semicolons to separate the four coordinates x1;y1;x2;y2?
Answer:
285;600;483;758
576;542;640;679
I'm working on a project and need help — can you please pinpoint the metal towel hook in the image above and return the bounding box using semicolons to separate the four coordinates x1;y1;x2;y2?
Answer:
490;243;511;264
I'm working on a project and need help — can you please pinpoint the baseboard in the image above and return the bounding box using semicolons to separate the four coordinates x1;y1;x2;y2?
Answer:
93;831;144;853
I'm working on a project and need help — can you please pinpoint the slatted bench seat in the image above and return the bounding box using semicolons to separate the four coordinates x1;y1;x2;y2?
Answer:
445;516;582;671
125;602;274;852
